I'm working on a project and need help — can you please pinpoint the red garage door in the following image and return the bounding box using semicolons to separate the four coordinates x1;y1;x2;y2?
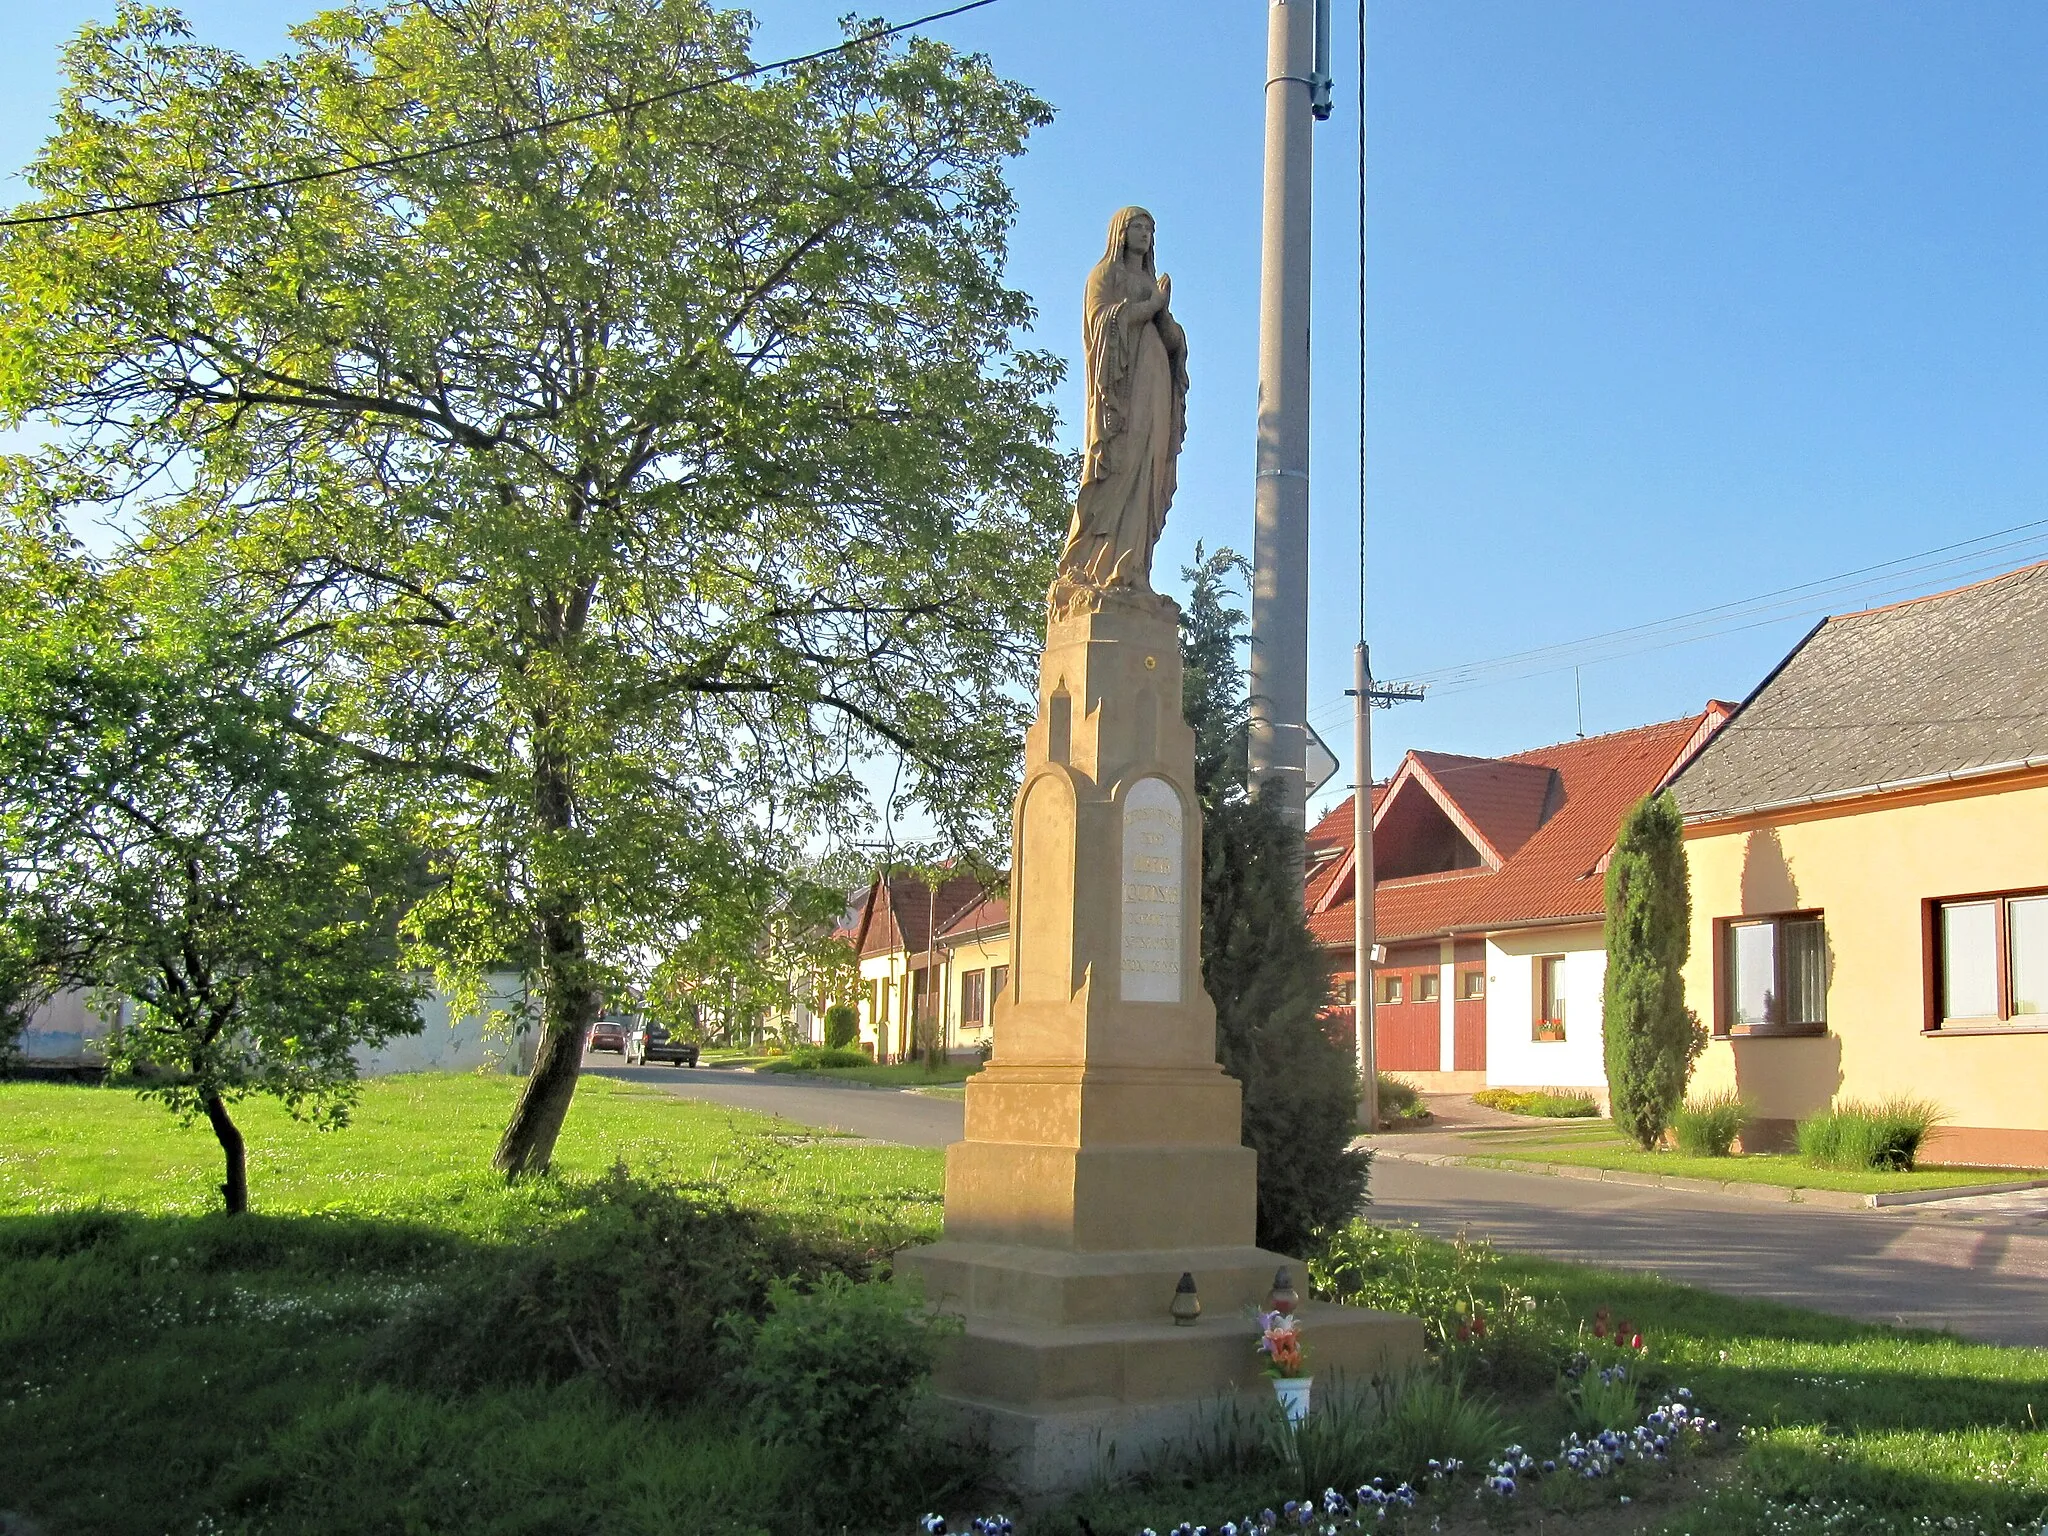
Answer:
1373;947;1442;1072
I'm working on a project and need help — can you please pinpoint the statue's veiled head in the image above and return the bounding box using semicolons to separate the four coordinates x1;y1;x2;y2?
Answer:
1102;206;1157;277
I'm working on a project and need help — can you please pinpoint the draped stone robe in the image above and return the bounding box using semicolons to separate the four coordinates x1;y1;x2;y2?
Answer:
1058;223;1189;595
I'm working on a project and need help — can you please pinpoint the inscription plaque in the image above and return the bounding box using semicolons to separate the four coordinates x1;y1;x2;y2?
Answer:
1120;776;1184;1003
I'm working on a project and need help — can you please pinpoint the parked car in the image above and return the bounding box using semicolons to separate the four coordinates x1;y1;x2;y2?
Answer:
587;1016;631;1055
626;1023;700;1067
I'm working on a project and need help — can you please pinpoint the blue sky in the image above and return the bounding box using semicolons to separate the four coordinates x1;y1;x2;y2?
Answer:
9;1;2048;824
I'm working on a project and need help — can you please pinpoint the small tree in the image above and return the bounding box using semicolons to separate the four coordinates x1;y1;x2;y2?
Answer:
822;1004;859;1050
1601;791;1705;1149
0;522;423;1212
1181;548;1369;1255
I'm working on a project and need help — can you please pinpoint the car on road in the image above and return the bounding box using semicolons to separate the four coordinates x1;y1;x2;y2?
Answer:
587;1016;631;1055
626;1023;700;1068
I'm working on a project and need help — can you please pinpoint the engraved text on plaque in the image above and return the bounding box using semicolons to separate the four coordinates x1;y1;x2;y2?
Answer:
1120;776;1184;1003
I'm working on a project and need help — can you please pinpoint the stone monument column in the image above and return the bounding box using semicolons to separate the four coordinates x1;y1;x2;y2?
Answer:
898;210;1420;1494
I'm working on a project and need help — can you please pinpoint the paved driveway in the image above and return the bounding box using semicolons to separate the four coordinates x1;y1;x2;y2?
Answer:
582;1058;965;1147
1370;1155;2048;1348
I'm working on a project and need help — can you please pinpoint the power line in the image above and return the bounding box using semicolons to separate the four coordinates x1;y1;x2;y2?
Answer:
1417;542;2048;697
1305;522;2048;724
1417;518;2048;684
0;0;1000;231
1419;531;2048;690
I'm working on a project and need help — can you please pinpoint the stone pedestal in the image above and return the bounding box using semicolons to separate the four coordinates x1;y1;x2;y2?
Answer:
898;588;1423;1494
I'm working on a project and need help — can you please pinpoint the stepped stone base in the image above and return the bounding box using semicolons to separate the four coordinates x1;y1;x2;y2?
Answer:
902;1241;1426;1495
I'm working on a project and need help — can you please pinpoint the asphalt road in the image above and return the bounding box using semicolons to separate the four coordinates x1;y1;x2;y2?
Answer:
582;1057;965;1147
1370;1155;2048;1349
583;1065;2048;1347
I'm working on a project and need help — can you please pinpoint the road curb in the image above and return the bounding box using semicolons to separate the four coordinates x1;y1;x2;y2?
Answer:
1365;1145;2048;1211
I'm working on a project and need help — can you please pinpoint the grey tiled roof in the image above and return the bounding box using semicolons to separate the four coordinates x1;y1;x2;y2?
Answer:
1671;561;2048;821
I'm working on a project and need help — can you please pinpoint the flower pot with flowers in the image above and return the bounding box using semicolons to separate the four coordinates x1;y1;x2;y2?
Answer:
1258;1267;1310;1423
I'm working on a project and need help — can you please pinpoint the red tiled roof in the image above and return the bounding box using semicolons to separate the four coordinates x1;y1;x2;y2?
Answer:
1307;712;1715;954
1412;752;1558;863
1304;784;1387;910
859;872;990;960
937;893;1009;942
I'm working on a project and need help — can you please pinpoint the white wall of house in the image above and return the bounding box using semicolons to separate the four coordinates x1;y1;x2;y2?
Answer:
18;975;537;1076
354;972;534;1076
858;952;908;1059
1434;942;1456;1070
1485;925;1609;1091
16;989;112;1063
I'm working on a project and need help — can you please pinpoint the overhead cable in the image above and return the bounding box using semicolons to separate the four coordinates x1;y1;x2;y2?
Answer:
0;0;1000;231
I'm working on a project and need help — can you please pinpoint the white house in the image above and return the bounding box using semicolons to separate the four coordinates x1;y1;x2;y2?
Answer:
1305;707;1730;1097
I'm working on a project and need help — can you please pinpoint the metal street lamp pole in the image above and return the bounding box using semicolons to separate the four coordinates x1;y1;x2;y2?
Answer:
1249;0;1332;878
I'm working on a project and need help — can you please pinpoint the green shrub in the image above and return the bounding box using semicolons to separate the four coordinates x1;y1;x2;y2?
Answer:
822;1004;860;1050
1473;1087;1600;1118
369;1166;859;1408
1376;1074;1430;1123
1184;548;1372;1256
758;1044;872;1073
721;1272;962;1514
1672;1089;1750;1156
1798;1098;1946;1171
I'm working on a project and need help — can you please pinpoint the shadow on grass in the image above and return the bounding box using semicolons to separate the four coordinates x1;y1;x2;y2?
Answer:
0;1174;958;1536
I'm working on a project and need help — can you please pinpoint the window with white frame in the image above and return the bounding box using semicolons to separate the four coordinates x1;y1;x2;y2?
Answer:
1933;892;2048;1028
1720;914;1827;1035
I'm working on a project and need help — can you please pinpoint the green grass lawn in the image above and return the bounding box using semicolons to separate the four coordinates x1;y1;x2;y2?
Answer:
5;1075;2048;1536
1447;1122;2048;1196
0;1075;944;1536
756;1058;984;1089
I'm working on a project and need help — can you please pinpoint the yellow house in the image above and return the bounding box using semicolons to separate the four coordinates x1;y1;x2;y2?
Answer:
934;893;1010;1056
1670;561;2048;1166
849;872;991;1062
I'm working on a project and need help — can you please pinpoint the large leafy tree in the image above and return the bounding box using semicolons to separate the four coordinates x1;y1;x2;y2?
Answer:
0;0;1066;1174
1180;549;1370;1255
1602;791;1705;1149
0;512;422;1213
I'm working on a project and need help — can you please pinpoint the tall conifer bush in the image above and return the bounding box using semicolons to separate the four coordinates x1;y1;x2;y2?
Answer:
1181;549;1370;1255
1601;791;1706;1149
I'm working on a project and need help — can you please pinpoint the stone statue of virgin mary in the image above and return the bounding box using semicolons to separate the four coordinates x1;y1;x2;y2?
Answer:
1055;206;1189;598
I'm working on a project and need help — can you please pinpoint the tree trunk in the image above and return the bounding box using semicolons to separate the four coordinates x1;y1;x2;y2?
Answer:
493;899;600;1178
202;1092;248;1215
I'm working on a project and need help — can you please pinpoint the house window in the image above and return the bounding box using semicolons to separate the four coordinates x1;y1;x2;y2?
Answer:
1720;914;1827;1035
961;968;986;1026
1417;971;1441;1004
1534;956;1566;1041
990;964;1010;1003
1933;892;2048;1027
1379;974;1404;1005
1461;969;1486;1001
